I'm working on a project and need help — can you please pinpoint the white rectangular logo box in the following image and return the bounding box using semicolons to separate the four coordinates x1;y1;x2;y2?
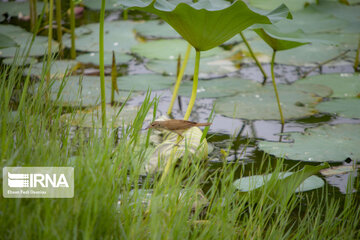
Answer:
3;167;74;198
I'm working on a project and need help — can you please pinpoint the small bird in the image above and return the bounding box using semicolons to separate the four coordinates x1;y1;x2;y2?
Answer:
146;119;212;137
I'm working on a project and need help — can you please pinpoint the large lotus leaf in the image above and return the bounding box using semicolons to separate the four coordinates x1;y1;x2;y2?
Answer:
3;57;38;66
0;25;59;58
305;32;358;49
273;7;347;34
122;0;291;51
31;76;135;107
26;60;80;79
297;73;360;98
82;0;123;10
60;104;153;128
144;123;208;174
131;39;225;60
117;74;175;91
145;56;237;79
253;26;309;51
178;77;260;98
134;20;180;39
235;40;348;66
258;124;360;162
215;84;322;120
0;33;18;49
76;52;132;66
249;0;315;11
233;172;324;192
291;82;332;98
0;1;44;21
310;2;360;32
62;21;138;53
316;98;360;119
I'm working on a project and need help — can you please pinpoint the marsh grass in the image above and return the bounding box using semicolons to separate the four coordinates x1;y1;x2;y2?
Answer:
0;57;359;239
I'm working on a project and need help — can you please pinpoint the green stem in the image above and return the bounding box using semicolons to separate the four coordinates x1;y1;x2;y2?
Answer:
29;0;37;32
239;32;267;82
99;0;107;129
111;51;118;106
184;50;200;120
123;9;128;20
167;43;192;115
69;0;76;59
354;36;360;72
55;0;63;57
271;50;284;126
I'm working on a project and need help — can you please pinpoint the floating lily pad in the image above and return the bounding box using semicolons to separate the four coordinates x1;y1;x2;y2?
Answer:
0;1;44;21
31;76;135;107
215;84;322;120
3;57;38;66
236;40;348;66
291;82;333;98
76;52;132;66
178;78;260;99
298;73;360;98
0;33;18;49
144;121;208;174
82;0;123;10
26;60;80;79
233;172;324;192
134;20;180;39
131;39;225;60
146;56;237;79
258;124;360;162
274;7;347;34
0;25;59;58
117;74;175;91
249;0;316;11
60;104;152;128
62;21;138;53
316;98;360;119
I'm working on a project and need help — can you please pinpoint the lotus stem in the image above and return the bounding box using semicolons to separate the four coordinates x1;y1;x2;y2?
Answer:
69;0;76;59
29;0;37;32
123;9;128;20
184;50;200;120
354;36;360;72
167;43;192;115
270;50;284;126
55;0;63;57
99;0;107;129
239;32;268;83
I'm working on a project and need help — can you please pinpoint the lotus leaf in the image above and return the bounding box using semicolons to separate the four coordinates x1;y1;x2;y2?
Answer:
3;57;38;66
233;172;324;192
0;33;18;49
60;104;153;128
62;21;138;53
131;39;225;60
26;60;80;79
122;0;290;51
82;0;123;10
178;78;260;98
117;74;175;91
76;52;132;66
0;25;59;58
31;76;135;107
146;57;237;79
316;98;360;119
249;0;315;11
258;124;360;162
236;40;348;66
134;20;180;39
0;1;44;21
320;165;360;176
215;84;322;120
297;73;360;98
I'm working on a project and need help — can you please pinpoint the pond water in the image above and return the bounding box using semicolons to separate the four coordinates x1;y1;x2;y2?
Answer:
2;1;360;199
